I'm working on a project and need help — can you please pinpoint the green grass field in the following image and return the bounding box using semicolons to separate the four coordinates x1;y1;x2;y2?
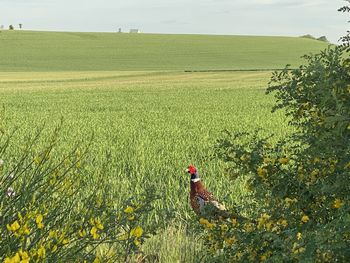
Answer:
0;31;328;71
0;31;328;261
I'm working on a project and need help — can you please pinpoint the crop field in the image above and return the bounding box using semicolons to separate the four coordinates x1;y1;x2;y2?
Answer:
0;31;328;71
0;31;329;261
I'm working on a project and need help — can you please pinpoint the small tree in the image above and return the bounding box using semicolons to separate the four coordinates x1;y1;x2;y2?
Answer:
200;2;350;262
19;24;22;29
9;25;14;30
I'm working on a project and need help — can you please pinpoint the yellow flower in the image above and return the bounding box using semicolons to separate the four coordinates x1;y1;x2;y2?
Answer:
260;255;267;261
297;232;302;240
4;253;20;263
240;155;248;161
128;215;135;221
281;219;288;227
21;224;30;235
333;198;343;209
37;246;46;259
257;167;267;178
7;221;20;232
293;247;305;254
118;233;128;241
19;249;30;261
220;224;228;232
243;223;254;232
62;239;69;245
199;218;209;225
124;206;134;214
279;157;289;165
49;230;57;238
231;218;238;226
90;226;99;239
133;238;141;247
263;157;275;165
95;218;104;230
93;257;101;263
301;215;310;223
78;229;86;238
265;221;273;231
36;214;44;229
224;236;237;246
131;226;143;238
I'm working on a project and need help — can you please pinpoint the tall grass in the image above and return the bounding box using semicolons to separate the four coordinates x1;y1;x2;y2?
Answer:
0;71;292;261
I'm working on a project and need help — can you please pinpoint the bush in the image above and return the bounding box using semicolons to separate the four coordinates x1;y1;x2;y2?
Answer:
199;4;350;262
0;124;159;262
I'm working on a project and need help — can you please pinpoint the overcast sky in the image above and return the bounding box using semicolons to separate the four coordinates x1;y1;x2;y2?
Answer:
1;0;349;43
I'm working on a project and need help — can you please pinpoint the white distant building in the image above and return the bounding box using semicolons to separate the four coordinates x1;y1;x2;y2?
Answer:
129;29;140;33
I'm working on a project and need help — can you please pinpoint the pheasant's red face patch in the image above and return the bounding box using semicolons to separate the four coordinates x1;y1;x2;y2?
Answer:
188;165;197;175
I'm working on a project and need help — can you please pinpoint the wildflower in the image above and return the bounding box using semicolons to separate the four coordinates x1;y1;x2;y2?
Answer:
133;238;141;247
21;224;31;235
7;220;20;232
224;236;237;246
118;233;128;241
279;157;289;165
231;218;238;226
124;206;134;213
199;218;209;225
258;213;270;229
243;223;254;232
4;253;20;263
37;246;46;259
220;224;228;232
278;219;288;227
90;226;99;239
257;167;267;178
6;187;16;197
95;218;104;230
130;226;143;238
297;232;302;240
301;215;310;223
294;247;306;254
49;230;57;238
128;215;135;220
263;157;275;165
62;239;69;245
78;229;86;238
36;214;44;229
333;198;343;209
93;257;101;263
260;255;267;261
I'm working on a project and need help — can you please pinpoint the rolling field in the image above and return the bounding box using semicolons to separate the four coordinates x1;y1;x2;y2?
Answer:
0;71;290;208
0;31;328;71
0;31;328;261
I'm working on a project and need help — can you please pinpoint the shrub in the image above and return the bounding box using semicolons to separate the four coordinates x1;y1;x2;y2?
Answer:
0;124;159;262
200;4;350;262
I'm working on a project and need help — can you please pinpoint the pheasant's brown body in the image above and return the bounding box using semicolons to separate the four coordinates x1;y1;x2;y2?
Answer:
190;180;216;214
189;180;228;217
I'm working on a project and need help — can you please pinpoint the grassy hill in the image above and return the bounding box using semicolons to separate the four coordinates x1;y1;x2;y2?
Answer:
0;30;329;72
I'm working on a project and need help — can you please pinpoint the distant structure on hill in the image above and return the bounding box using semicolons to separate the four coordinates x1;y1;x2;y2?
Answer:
118;28;122;33
300;34;329;43
129;29;140;33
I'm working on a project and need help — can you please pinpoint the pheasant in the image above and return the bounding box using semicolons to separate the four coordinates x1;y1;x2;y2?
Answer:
186;165;231;219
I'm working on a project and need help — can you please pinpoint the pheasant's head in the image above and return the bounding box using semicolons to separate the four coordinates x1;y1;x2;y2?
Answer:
186;165;200;182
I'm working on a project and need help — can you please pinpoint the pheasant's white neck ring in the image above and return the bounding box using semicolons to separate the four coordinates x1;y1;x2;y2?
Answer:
191;178;201;183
